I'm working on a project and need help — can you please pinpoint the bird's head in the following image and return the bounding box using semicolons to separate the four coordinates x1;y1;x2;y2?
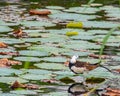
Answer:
70;55;78;64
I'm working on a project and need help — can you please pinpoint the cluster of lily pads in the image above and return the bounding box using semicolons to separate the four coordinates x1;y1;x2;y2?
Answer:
0;1;120;96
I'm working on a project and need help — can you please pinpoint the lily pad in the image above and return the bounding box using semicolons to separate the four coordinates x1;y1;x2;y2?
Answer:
70;35;95;40
45;91;68;96
112;56;120;61
21;73;51;80
61;51;92;57
10;90;37;95
14;56;40;62
0;38;24;44
0;68;23;76
0;77;28;84
34;63;68;70
0;26;12;32
28;45;70;54
49;12;97;21
40;57;66;63
19;50;49;57
85;67;117;78
26;69;52;75
23;29;46;33
0;93;24;96
20;21;56;27
64;7;100;14
83;21;120;28
62;41;101;50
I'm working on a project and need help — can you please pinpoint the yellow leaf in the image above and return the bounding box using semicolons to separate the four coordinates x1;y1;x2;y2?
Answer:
66;22;83;28
66;31;79;36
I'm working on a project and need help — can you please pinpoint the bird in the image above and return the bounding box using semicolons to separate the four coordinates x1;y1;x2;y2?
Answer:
68;55;99;74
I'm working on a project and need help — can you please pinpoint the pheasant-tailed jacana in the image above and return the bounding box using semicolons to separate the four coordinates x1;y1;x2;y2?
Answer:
69;55;99;74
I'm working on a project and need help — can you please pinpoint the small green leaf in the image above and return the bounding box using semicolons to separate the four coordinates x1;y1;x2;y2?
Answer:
66;22;83;28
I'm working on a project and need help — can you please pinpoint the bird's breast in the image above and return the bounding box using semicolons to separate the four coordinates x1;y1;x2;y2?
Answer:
71;66;87;74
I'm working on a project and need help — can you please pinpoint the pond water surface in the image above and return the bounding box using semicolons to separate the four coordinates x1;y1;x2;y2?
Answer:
0;0;120;96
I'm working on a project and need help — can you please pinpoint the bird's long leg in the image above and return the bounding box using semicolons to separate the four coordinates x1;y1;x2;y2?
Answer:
99;65;112;72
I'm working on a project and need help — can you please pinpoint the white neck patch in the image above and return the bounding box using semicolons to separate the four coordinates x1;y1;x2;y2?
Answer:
70;55;78;63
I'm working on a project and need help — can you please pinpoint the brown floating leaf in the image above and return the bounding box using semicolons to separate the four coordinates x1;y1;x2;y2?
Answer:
0;42;8;48
29;9;51;15
11;80;39;90
0;52;19;56
24;84;39;89
0;58;22;67
11;80;26;89
89;54;111;59
64;60;69;67
13;29;27;38
102;88;120;96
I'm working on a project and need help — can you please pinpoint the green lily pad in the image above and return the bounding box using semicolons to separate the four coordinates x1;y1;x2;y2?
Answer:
48;28;85;35
83;21;120;28
0;38;24;44
19;50;49;57
112;56;120;61
0;93;24;96
53;70;74;76
14;56;40;62
0;55;12;59
85;67;117;78
87;30;108;35
34;63;67;70
70;35;95;40
61;51;92;57
21;73;51;80
10;90;37;95
26;69;52;75
0;26;12;32
40;57;66;63
105;42;120;47
49;12;96;21
23;29;46;33
62;41;101;50
93;37;120;43
0;68;23;76
0;22;19;26
28;45;70;54
45;91;68;96
0;77;28;84
64;7;100;14
20;21;56;27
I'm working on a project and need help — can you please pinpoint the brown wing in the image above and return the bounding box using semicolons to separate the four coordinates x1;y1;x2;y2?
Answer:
75;61;99;71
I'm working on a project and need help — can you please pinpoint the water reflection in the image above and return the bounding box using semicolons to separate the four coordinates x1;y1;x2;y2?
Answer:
68;83;100;96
